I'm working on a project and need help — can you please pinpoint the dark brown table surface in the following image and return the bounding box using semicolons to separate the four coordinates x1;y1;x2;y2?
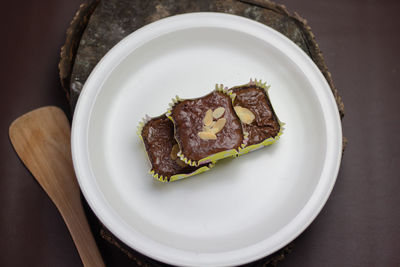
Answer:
1;0;399;266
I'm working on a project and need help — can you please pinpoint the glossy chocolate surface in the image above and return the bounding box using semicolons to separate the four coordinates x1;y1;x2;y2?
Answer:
141;115;198;180
171;91;243;161
231;85;280;146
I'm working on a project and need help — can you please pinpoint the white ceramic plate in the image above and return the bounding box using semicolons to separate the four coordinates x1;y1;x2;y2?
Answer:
72;13;342;267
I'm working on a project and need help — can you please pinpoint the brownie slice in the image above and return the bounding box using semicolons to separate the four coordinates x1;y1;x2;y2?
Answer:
140;114;200;182
169;90;244;163
230;84;281;146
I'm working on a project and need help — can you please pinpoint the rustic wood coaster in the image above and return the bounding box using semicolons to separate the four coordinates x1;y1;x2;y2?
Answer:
59;0;346;266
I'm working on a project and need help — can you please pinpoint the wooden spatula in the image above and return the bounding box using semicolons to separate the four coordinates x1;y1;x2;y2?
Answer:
9;106;105;267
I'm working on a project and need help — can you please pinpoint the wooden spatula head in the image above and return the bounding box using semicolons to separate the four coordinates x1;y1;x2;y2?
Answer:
9;106;79;202
9;106;104;267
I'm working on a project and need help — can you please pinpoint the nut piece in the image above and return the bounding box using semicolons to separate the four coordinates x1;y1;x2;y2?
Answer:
176;158;187;167
234;106;255;124
203;109;213;126
170;144;179;160
212;107;225;119
203;121;215;132
203;125;211;132
211;118;226;134
198;131;217;140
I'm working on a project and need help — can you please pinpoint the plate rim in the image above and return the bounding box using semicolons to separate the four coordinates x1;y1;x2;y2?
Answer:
71;12;342;266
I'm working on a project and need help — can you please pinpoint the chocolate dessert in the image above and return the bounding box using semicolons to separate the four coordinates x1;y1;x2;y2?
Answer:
168;90;244;164
139;80;283;181
230;81;281;147
139;114;205;182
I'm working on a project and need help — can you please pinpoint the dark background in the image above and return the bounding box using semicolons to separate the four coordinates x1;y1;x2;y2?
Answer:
1;0;399;266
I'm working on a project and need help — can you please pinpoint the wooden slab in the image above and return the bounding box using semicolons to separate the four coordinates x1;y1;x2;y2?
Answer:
59;0;346;266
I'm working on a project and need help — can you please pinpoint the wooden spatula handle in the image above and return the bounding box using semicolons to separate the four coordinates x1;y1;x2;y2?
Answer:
9;106;105;267
58;195;105;267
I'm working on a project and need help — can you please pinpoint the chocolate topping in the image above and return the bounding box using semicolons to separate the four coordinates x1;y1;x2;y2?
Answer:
141;115;198;181
231;85;280;146
171;91;243;161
